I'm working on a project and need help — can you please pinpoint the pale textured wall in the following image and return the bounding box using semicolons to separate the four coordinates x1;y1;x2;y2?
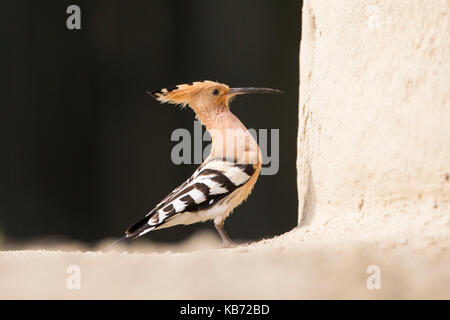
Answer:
298;0;450;225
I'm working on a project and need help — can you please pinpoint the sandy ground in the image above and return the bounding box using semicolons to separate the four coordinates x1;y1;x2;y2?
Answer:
1;205;449;299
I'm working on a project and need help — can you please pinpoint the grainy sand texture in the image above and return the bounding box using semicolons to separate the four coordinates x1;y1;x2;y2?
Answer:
0;209;449;299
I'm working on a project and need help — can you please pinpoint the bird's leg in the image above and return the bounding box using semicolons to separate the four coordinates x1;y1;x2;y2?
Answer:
214;217;233;247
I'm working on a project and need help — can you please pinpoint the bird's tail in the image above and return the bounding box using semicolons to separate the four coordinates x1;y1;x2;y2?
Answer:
105;234;133;251
111;235;129;246
105;214;159;250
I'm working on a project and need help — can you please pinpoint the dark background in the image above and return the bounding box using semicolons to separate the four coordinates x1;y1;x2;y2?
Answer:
1;0;301;245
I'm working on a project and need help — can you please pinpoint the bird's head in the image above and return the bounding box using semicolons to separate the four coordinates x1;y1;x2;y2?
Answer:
149;80;282;115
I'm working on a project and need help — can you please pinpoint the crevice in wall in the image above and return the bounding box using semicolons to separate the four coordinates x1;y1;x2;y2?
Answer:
297;0;317;226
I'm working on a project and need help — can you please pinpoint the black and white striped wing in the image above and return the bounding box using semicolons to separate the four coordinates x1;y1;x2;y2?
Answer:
125;159;256;238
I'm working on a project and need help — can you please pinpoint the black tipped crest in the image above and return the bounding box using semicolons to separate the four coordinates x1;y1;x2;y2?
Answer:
149;90;163;98
147;80;224;107
166;85;179;92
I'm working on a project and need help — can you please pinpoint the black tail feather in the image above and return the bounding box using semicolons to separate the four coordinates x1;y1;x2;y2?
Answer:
112;235;129;245
105;235;131;251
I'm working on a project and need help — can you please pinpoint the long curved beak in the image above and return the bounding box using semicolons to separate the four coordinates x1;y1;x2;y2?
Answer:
227;87;283;97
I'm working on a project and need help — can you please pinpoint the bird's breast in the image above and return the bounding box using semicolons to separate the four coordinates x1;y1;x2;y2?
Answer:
209;129;262;165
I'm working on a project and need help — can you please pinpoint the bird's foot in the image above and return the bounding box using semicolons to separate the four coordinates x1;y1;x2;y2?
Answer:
221;240;236;248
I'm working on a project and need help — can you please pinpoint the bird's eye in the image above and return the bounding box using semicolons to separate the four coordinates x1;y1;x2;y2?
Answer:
212;89;219;95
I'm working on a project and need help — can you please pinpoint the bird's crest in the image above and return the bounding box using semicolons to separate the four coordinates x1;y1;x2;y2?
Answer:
149;80;229;107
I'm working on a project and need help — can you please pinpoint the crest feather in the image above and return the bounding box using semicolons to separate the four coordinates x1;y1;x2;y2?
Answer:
148;80;228;107
149;81;201;107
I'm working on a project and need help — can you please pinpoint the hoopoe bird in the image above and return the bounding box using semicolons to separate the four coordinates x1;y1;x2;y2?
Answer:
114;80;282;246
